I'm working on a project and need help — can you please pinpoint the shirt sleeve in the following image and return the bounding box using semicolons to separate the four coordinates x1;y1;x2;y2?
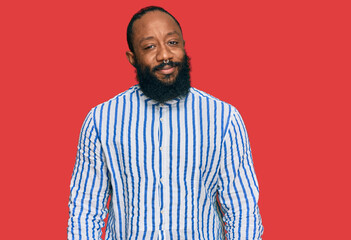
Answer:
67;109;111;240
217;108;263;239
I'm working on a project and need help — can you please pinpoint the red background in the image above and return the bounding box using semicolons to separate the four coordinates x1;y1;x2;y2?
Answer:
1;0;350;239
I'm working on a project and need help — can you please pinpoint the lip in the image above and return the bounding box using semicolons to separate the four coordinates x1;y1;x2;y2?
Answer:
157;66;176;75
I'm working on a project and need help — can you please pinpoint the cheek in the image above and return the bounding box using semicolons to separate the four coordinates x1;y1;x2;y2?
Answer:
173;49;185;61
138;55;155;68
134;49;154;65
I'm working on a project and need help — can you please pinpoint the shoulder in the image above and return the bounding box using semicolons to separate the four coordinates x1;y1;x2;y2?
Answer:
101;85;140;106
189;87;239;114
93;85;139;109
86;85;140;120
189;87;245;138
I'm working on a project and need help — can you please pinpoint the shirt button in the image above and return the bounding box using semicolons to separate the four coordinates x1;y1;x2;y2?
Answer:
161;210;164;214
160;147;163;151
160;178;163;183
160;118;164;122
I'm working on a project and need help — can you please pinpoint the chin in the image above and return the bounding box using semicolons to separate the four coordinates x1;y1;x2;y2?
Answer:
159;76;177;85
155;71;177;85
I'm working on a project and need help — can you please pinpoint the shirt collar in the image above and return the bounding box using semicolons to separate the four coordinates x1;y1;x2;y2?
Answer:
134;84;188;106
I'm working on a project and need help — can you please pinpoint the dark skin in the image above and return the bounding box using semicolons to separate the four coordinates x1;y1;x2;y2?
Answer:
126;11;185;85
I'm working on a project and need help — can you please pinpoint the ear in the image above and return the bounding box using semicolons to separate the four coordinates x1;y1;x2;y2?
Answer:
126;51;136;67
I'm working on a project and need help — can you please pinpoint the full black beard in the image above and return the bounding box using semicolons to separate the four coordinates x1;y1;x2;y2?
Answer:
135;54;191;103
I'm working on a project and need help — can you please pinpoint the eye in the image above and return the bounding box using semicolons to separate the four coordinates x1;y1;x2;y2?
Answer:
169;40;178;45
144;45;155;50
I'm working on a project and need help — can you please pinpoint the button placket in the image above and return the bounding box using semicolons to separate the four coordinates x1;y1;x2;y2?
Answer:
158;105;164;228
158;104;171;231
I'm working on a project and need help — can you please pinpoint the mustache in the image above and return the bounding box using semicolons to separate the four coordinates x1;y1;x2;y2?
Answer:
152;61;181;72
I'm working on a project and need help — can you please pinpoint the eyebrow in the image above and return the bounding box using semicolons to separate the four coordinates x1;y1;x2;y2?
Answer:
139;31;181;45
166;31;181;37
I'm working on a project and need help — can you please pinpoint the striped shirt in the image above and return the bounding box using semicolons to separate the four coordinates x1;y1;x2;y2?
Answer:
68;85;263;240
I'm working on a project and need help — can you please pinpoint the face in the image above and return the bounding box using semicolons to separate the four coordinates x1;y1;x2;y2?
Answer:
126;11;185;84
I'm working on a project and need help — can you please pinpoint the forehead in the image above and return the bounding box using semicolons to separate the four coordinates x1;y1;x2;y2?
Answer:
132;11;182;40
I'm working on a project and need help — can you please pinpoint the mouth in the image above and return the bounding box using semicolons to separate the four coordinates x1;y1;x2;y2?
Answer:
157;66;176;75
153;61;180;76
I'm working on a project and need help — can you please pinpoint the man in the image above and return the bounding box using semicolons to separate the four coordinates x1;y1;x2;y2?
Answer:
68;6;263;240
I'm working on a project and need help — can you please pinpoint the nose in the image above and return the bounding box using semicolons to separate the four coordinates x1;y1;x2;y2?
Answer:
156;44;173;62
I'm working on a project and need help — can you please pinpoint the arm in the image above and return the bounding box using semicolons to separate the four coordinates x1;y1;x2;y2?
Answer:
67;110;110;240
218;109;263;239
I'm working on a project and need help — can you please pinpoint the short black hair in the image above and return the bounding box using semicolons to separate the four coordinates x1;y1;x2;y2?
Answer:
127;6;182;53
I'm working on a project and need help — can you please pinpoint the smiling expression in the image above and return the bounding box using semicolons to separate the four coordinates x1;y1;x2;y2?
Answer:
126;11;185;84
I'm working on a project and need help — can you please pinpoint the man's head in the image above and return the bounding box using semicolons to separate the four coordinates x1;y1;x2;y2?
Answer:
126;6;191;103
126;6;183;53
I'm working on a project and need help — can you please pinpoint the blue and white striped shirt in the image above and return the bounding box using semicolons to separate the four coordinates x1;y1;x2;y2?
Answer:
68;85;263;240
